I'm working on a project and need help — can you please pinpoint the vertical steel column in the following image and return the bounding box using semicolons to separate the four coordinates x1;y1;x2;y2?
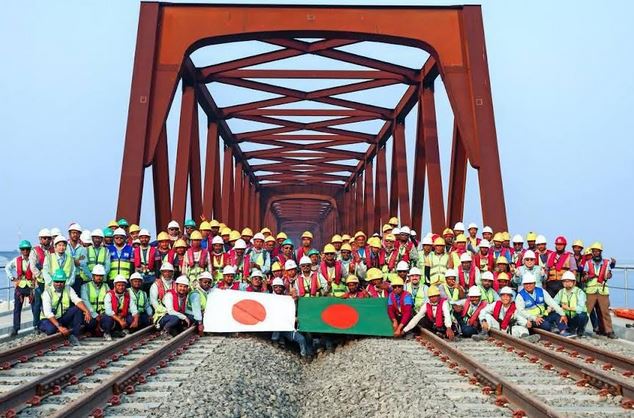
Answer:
152;126;171;232
343;189;350;233
364;158;374;234
393;120;411;227
189;103;203;222
172;84;196;224
389;135;399;219
254;190;261;230
221;146;234;226
374;144;388;232
446;122;468;227
355;174;364;233
421;86;446;232
234;161;244;229
202;120;219;219
411;98;426;236
242;179;251;228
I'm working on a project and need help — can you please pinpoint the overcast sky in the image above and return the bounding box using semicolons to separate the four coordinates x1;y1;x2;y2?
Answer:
1;0;633;260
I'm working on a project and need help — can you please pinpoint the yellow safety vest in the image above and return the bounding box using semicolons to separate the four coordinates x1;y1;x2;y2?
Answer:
558;288;586;317
86;281;108;314
49;254;73;282
41;288;71;319
429;253;449;283
405;283;427;312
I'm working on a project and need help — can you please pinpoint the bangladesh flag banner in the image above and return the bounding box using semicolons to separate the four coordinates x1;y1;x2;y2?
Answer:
297;297;393;337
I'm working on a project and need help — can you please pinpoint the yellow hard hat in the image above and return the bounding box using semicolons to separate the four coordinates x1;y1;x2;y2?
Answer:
210;219;220;228
190;231;203;240
174;239;188;248
384;233;396;242
382;224;393;233
271;261;282;272
497;272;510;281
276;232;288;240
433;237;446;246
428;285;440;297
430;276;441;286
301;231;313;239
502;231;510;241
129;224;140;233
389;217;399;225
368;237;382;249
219;222;227;229
199;221;211;231
108;220;118;228
354;231;366;239
261;227;271;234
341;234;351;242
241;227;254;237
526;232;537;241
493;232;504;242
331;234;343;244
157;231;170;241
324;244;336;254
346;275;359;284
443;228;454;236
496;256;509;265
221;227;232;236
264;235;276;243
229;230;241;241
589;242;603;251
455;234;467;243
584;248;592;255
366;268;383;281
341;243;352;252
390;276;404;286
572;240;584;248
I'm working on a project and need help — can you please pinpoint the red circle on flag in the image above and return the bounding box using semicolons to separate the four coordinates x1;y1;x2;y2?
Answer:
232;299;267;325
321;304;359;329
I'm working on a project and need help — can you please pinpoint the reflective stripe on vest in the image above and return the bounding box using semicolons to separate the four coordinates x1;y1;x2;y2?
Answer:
129;288;147;313
560;288;584;317
429;253;448;282
405;283;426;311
585;259;610;295
519;288;546;317
50;254;73;281
87;282;108;314
16;256;34;288
109;246;133;280
41;288;71;319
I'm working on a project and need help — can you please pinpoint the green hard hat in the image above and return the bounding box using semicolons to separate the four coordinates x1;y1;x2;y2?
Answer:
308;249;320;257
18;240;32;250
53;268;67;283
282;239;294;247
184;219;197;228
117;218;129;227
103;228;114;238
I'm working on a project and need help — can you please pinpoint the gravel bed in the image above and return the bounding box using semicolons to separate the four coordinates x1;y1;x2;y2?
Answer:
0;330;42;351
574;335;634;357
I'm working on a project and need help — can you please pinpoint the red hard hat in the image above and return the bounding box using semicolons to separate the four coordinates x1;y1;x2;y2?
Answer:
555;236;567;245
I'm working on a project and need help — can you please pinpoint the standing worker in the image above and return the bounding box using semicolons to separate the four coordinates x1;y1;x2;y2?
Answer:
108;228;133;285
583;242;617;338
43;235;75;287
5;240;38;337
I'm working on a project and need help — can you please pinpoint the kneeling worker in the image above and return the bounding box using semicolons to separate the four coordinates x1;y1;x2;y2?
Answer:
101;275;134;341
404;285;455;340
475;286;538;342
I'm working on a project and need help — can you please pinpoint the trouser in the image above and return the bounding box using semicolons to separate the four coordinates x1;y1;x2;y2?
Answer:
590;306;600;331
566;312;589;335
101;314;133;334
534;311;567;333
32;283;44;329
39;306;83;336
544;280;563;298
486;317;529;338
85;316;103;335
71;278;84;295
13;286;35;332
456;316;481;338
158;314;196;335
420;316;455;338
272;331;311;357
586;293;612;333
134;313;152;330
141;273;156;293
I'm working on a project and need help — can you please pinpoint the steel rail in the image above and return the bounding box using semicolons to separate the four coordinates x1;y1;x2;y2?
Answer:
0;333;67;368
49;327;198;418
416;327;562;418
0;326;154;416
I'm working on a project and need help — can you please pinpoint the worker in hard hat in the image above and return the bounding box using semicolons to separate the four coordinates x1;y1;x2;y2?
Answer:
192;271;213;327
512;250;545;290
296;231;314;260
210;236;226;283
220;227;232;250
154;231;172;268
264;235;276;255
544;236;577;298
43;235;75;287
107;220;119;232
80;230;92;249
272;232;287;258
455;252;479;290
240;227;254;248
182;231;210;288
67;223;89;294
341;275;367;299
466;223;480;253
227;230;241;249
81;264;109;336
30;229;53;332
494;256;511;282
330;234;343;254
473;239;494;273
491;233;511;263
534;235;551;268
481;226;493;243
570;240;585;287
308;248;321;271
396;226;418;266
128;224;141;244
452;222;465;239
102;228;114;246
457;286;488;338
338;243;354;275
405;267;427;312
183;219;197;241
270;261;283;283
132;229;156;292
495;272;512;294
365;267;389;298
448;234;468;269
275;238;296;270
247;232;271;275
215;265;247;290
107;228;133;285
100;275;135;341
388;276;413;337
320;244;347;297
553;271;588;337
352;231;371;280
86;229;111;279
478;272;500;303
168;239;188;277
583;242;616;338
226;239;250;282
208;220;221;239
290;256;327;298
417;234;433;277
516;273;571;337
283;259;300;291
442;228;455;252
5;240;38;337
167;220;181;242
365;237;382;270
245;269;267;293
198;221;211;249
39;269;92;346
128;272;152;331
475;286;537;342
404;285;455;340
388;216;399;229
501;232;512;253
379;234;397;272
439;269;466;315
382;223;394;241
159;276;198;337
429;237;449;285
150;262;176;325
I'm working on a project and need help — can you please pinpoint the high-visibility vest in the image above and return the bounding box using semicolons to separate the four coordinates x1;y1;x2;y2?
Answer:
152;280;176;323
86;281;108;314
297;273;319;297
195;288;208;311
585;259;610;295
108;290;131;317
41;288;71;319
519;288;546;317
429;253;449;283
82;246;109;282
331;281;347;298
442;284;461;302
49;254;73;282
546;252;571;281
15;256;35;288
405;283;426;312
210;253;225;283
129;288;148;314
108;245;133;280
479;286;497;303
557;287;586;317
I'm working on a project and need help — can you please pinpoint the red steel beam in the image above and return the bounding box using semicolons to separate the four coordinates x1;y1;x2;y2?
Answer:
421;85;446;232
221;146;234;225
355;175;364;233
374;144;388;232
202;120;219;219
446;122;467;227
234;161;244;228
215;69;410;82
189;102;203;223
172;84;196;224
389;134;399;218
364;157;374;234
411;99;426;236
152;126;171;232
393;120;411;227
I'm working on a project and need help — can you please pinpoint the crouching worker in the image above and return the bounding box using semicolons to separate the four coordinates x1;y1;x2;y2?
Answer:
403;285;455;340
40;268;92;346
554;271;589;337
270;278;312;361
158;276;201;337
101;275;134;341
458;286;488;338
388;276;413;337
474;286;539;342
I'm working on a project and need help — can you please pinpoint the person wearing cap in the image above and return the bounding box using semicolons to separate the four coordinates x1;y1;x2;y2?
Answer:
365;237;383;270
429;237;449;285
129;272;152;331
320;244;347;297
296;231;314;260
220;227;232;251
481;226;493;243
570;240;586;286
381;223;394;240
81;265;109;335
553;271;588;337
182;231;210;288
513;250;545;290
308;247;320;270
453;222;465;238
87;229;111;280
290;256;327;298
524;232;537;252
458;286;488;338
439;269;466;314
192;271;213;316
495;272;512;294
107;228;133;285
226;239;251;282
117;218;130;234
490;233;511;263
101;275;136;341
260;227;272;239
154;231;172;269
456;252;480;290
216;265;247;290
150;263;176;324
365;268;389;298
379;234;398;272
448;234;468;269
246;269;267;293
583;242;616;338
5;240;38;336
478;272;500;303
247;232;271;275
544;236;577;298
167;220;181;242
475;286;537;342
270;261;283;282
240;227;254;247
466;223;480;253
516;273;572;337
68;223;89;294
159;276;200;337
283;259;300;290
509;235;525;267
396;226;418;266
342;275;367;299
404;285;455;340
388;276;413;337
473;239;494;273
394;260;409;283
404;267;427;312
270;278;312;360
30;229;53;331
168;239;188;277
275;238;296;269
39;269;92;345
209;235;227;283
494;256;512;281
103;228;115;246
209;220;221;239
43;235;76;287
133;229;156;291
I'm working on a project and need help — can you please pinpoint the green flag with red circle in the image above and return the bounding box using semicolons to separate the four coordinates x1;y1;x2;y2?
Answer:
297;297;393;337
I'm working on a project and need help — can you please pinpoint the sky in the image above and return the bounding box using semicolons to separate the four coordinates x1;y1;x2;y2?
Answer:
1;1;633;260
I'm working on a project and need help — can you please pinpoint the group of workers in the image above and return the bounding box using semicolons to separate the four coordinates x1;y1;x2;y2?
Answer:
5;217;618;352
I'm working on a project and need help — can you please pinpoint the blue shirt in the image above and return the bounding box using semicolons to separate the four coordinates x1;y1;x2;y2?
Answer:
388;292;413;306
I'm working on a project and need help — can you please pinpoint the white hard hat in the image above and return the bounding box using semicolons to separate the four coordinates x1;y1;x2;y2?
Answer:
454;222;465;231
460;252;472;263
523;250;536;259
130;272;143;281
392;227;401;235
212;236;224;245
445;268;457;278
422;236;433;246
80;230;92;243
499;286;514;296
399;226;411;235
535;235;547;245
139;229;150;237
250;269;264;278
234;239;247;250
167;220;180;229
38;228;51;238
285;259;298;270
91;229;104;238
132;239;141;245
481;271;494;282
50;227;61;236
479;239;490;248
160;262;174;271
68;223;82;232
408;267;422;276
562;271;576;281
113;275;128;284
411;230;417;237
482;226;493;234
522;273;537;284
468;223;478;230
91;265;106;276
54;235;67;245
223;265;236;275
299;256;312;266
253;232;265;241
175;275;190;286
396;261;409;271
272;278;285;287
114;228;126;237
512;234;524;244
198;271;213;280
467;286;481;297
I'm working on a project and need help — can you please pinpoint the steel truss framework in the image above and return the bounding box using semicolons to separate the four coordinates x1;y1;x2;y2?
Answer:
116;2;507;242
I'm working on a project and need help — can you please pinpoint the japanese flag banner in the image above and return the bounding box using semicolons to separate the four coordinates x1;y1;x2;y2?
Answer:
203;289;296;333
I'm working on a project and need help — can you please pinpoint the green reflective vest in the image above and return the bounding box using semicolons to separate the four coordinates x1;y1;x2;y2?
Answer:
87;281;108;314
41;288;71;319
